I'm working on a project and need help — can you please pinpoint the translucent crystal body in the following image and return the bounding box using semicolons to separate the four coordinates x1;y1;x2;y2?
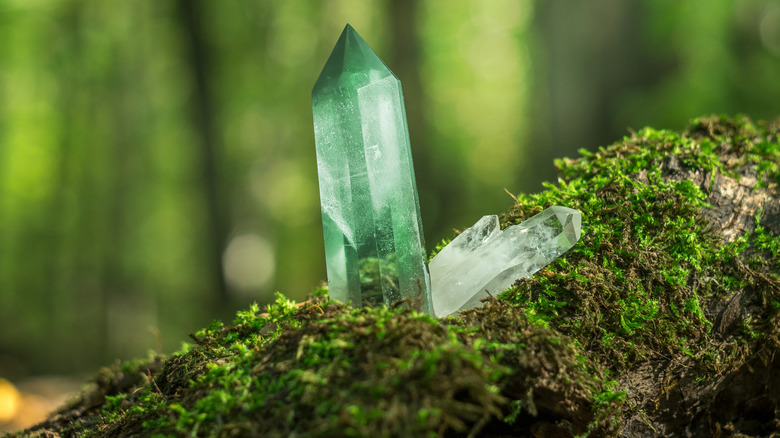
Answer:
430;206;582;317
312;24;432;313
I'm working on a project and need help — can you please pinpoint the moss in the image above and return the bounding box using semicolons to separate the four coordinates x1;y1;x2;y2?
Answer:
15;115;780;437
500;115;780;375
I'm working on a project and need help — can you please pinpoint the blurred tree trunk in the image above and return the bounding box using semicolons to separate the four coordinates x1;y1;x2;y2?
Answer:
529;0;666;186
47;3;80;351
387;0;424;147
175;0;229;307
386;0;443;247
34;0;111;371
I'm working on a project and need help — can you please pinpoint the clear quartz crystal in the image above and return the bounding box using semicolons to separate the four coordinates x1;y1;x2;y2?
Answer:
430;206;582;317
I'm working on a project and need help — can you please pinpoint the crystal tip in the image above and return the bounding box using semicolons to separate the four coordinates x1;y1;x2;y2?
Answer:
550;205;582;242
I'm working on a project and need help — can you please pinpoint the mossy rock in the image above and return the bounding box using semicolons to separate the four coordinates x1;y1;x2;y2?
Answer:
11;115;780;438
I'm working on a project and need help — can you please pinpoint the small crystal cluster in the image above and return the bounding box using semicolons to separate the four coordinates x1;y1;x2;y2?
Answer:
429;206;582;317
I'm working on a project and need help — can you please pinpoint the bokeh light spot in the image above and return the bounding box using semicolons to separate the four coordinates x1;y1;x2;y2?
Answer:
223;233;275;295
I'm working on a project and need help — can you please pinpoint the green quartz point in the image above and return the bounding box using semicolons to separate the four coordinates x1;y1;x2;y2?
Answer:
312;24;432;314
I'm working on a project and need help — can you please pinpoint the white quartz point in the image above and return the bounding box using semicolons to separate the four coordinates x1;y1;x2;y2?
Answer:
430;206;582;317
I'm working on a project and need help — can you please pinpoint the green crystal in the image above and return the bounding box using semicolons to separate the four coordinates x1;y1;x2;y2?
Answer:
312;24;432;313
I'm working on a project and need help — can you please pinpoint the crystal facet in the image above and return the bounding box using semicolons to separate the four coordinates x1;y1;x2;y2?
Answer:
430;206;582;317
312;24;432;313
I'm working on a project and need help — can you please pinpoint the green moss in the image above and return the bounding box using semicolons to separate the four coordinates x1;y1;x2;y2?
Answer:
18;115;780;437
498;115;780;376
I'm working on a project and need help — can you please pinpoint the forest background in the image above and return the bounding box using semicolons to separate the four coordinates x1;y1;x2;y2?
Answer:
1;0;780;379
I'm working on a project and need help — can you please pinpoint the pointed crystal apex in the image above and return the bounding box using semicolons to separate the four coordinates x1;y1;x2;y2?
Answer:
313;24;393;95
551;206;581;244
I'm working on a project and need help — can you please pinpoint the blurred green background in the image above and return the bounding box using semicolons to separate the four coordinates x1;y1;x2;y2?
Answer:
1;0;779;377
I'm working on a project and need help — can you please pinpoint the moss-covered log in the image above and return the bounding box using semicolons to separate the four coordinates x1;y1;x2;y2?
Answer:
11;115;780;438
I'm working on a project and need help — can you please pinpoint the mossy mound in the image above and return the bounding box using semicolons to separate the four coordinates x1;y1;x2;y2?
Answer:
17;295;613;437
502;115;780;435
13;115;780;438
